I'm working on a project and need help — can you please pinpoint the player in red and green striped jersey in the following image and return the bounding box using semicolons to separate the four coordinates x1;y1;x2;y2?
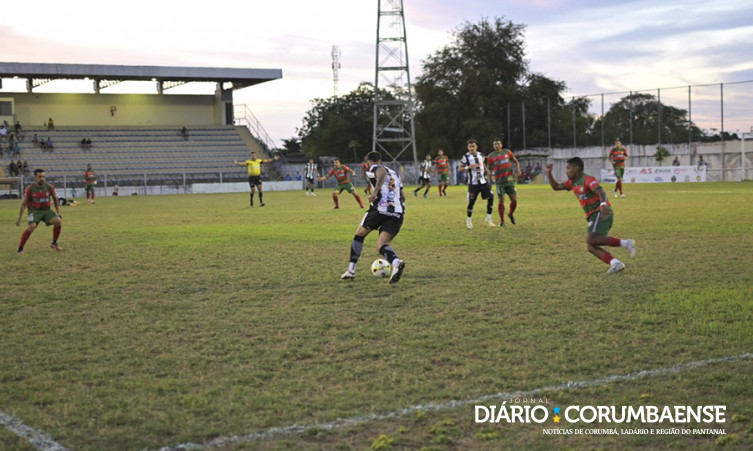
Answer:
434;149;451;196
84;163;96;204
318;159;365;209
546;158;635;274
486;138;521;226
15;168;63;255
609;140;629;198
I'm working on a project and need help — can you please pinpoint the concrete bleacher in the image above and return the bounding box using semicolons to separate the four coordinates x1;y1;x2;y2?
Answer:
10;125;264;182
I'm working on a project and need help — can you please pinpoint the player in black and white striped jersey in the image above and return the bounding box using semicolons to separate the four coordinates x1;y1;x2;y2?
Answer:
341;151;406;283
303;159;319;196
413;154;433;198
458;138;495;229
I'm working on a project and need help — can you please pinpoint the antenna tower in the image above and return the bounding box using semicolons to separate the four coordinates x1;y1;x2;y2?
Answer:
372;0;417;163
331;44;341;96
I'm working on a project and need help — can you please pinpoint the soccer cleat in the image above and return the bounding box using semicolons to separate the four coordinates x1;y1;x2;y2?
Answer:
260;203;266;207
305;191;310;196
508;214;516;225
50;243;63;252
613;190;618;198
624;239;636;257
607;260;625;274
389;260;405;284
466;217;473;230
333;206;340;209
17;249;24;255
620;194;626;198
311;192;316;196
484;217;495;227
498;222;505;227
413;190;418;197
340;270;356;280
423;193;428;198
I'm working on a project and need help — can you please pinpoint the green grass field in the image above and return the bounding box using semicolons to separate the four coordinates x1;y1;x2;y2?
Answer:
1;182;752;450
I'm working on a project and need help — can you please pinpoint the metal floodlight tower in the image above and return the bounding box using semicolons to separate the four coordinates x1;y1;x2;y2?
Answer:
373;0;418;163
331;44;341;96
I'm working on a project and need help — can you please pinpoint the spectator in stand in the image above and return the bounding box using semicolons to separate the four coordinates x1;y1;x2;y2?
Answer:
14;121;22;135
47;118;55;131
80;138;92;150
9;160;18;176
32;134;39;147
672;156;681;166
22;160;29;175
45;137;54;151
112;185;119;196
181;126;189;141
697;156;707;168
0;124;7;141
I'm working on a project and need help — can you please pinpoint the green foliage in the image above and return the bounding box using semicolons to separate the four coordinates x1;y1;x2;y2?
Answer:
474;426;500;441
595;93;703;146
370;434;394;450
414;17;568;155
654;146;670;163
298;83;380;161
280;137;301;155
716;434;739;446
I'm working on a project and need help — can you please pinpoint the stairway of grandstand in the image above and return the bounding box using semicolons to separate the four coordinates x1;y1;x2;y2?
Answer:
3;125;274;185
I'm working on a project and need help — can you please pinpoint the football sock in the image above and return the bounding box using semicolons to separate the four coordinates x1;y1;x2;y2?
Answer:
467;194;477;217
600;252;615;264
19;229;31;248
379;244;398;263
606;237;621;247
486;197;494;214
249;193;254;205
497;202;505;222
258;192;263;203
509;199;517;215
350;235;365;264
52;224;61;242
332;193;339;208
354;193;364;208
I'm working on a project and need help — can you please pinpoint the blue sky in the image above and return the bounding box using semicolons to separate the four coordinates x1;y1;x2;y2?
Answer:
2;0;752;142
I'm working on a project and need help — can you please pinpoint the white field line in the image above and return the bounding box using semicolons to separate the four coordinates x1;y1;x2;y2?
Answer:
0;412;70;451
159;352;753;450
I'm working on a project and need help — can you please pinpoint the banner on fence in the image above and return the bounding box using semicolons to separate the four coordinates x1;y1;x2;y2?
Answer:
601;166;707;184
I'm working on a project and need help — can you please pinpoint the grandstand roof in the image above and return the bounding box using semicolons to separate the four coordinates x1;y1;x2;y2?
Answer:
0;62;282;91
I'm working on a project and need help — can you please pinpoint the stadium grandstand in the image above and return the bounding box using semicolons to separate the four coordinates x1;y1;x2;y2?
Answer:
0;62;283;197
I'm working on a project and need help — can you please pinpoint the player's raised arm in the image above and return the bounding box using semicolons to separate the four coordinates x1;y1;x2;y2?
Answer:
233;160;247;167
545;164;567;191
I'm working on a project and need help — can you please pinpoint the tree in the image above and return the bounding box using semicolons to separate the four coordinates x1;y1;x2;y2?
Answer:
596;93;703;145
280;137;301;155
297;83;377;162
414;17;568;156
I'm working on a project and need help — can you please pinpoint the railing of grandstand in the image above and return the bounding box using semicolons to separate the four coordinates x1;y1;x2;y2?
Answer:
233;104;279;153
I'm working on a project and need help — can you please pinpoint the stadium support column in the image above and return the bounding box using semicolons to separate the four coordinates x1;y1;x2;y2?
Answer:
216;83;234;125
372;0;418;164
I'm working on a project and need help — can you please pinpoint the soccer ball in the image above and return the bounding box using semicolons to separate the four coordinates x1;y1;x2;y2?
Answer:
371;259;391;278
